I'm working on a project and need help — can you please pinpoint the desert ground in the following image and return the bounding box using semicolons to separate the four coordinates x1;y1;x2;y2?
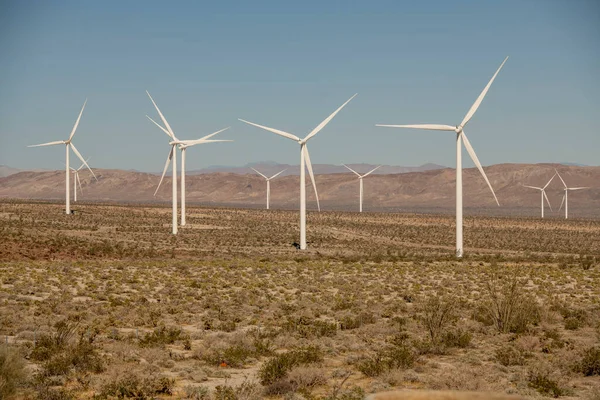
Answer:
0;200;599;399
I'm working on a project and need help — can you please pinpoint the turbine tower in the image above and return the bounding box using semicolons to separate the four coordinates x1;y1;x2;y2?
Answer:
376;57;508;258
178;131;232;226
28;100;96;214
555;169;589;219
239;93;357;250
523;173;555;218
343;164;381;212
251;167;287;210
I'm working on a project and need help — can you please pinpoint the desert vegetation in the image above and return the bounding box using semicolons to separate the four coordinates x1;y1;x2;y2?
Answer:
0;200;599;399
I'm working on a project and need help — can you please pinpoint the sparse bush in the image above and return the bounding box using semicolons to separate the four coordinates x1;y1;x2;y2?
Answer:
183;385;210;400
419;296;456;343
478;272;541;333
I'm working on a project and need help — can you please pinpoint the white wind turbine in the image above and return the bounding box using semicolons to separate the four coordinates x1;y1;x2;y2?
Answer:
28;100;96;215
178;132;232;226
69;158;91;202
146;91;231;232
555;169;589;219
251;167;287;210
239;93;357;250
522;173;555;218
376;57;508;258
343;164;381;212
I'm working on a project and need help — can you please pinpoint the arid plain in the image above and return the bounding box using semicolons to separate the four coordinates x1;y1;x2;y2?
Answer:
1;200;599;399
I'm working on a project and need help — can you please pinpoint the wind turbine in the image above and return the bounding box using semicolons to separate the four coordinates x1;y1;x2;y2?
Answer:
555;169;589;219
522;173;555;218
147;91;232;232
343;164;381;212
28;100;96;215
251;167;287;210
69;159;91;202
239;93;357;250
178;131;232;226
376;57;508;258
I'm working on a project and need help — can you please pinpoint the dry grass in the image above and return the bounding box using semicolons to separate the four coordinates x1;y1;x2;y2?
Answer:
0;200;599;399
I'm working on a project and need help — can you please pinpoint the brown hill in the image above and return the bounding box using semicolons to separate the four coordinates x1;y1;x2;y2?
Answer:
1;163;598;217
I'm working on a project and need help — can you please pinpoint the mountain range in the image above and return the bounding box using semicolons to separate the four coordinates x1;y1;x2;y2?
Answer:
1;163;598;217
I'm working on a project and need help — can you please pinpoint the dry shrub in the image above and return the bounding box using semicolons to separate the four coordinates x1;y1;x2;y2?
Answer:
495;344;526;366
573;347;600;376
419;296;457;343
477;272;541;334
96;371;174;398
0;345;27;399
356;333;416;377
259;346;323;386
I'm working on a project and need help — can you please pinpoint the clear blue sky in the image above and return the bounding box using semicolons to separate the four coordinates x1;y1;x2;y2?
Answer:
0;0;598;172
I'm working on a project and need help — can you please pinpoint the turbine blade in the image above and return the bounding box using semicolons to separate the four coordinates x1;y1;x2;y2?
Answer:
568;187;589;190
362;165;382;178
180;139;233;147
558;194;565;212
268;169;287;180
154;146;174;196
543;173;556;190
70;143;97;181
303;93;357;142
146;91;176;139
543;190;552;211
554;169;567;188
460;56;509;128
28;141;65;147
303;145;320;212
343;164;361;177
238;119;300;141
146;115;172;138
197;127;231;141
376;124;455;131
251;167;268;179
78;158;90;171
522;185;542;190
68;99;87;141
462;132;499;206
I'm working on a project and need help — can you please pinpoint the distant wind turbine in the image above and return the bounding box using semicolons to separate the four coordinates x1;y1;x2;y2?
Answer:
343;164;381;212
70;159;91;202
376;57;508;258
522;173;555;218
146;91;232;232
555;169;589;219
178;131;232;226
28;100;96;215
251;167;287;210
239;93;357;250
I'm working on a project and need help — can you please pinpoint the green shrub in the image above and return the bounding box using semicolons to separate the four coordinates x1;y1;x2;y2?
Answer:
96;373;174;398
139;326;184;348
259;346;323;385
0;346;27;399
